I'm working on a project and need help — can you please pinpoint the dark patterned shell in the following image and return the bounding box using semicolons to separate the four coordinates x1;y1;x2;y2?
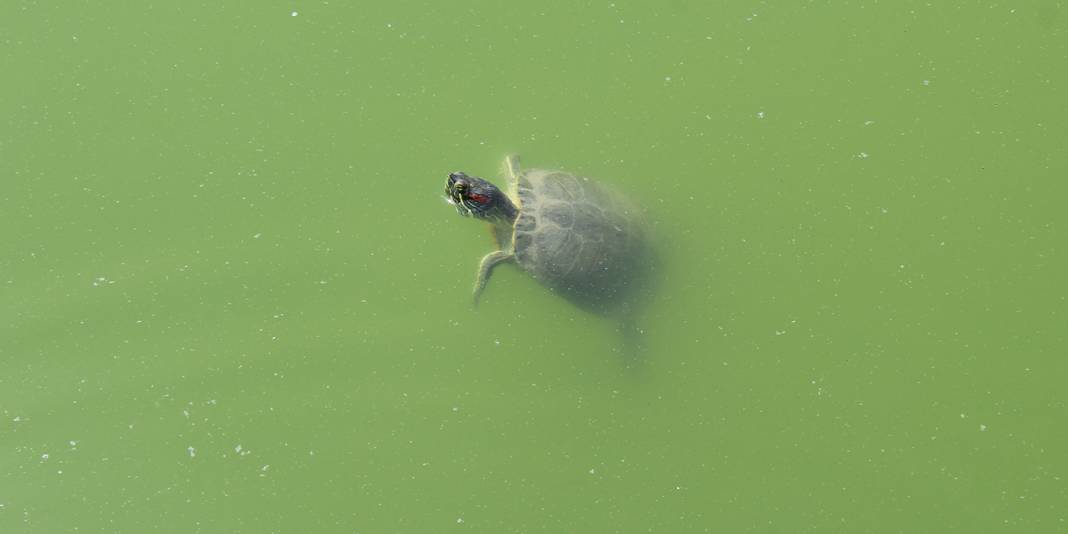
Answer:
512;169;645;305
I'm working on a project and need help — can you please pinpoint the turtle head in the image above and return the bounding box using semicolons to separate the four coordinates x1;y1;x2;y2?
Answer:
445;172;517;224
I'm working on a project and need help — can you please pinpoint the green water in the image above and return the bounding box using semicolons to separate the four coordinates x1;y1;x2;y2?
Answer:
3;2;1066;532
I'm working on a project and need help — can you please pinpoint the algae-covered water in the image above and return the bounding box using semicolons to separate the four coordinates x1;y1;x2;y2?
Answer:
3;2;1066;532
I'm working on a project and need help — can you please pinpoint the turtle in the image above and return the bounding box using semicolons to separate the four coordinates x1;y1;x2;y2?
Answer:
444;155;647;314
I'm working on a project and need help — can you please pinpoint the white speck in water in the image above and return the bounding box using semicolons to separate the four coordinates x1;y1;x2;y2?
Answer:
69;440;78;448
235;444;243;454
187;446;196;458
858;152;870;159
980;424;988;432
319;280;328;285
12;416;21;422
664;76;672;81
457;517;465;524
261;464;270;472
588;468;596;475
291;11;298;17
864;120;875;126
922;79;930;86
41;453;49;461
253;233;262;239
757;111;765;119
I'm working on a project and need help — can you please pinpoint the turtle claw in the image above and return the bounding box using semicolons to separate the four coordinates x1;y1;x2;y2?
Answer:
472;250;514;307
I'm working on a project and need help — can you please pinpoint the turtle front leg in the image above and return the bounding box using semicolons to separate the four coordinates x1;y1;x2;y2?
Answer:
473;250;515;306
503;154;521;182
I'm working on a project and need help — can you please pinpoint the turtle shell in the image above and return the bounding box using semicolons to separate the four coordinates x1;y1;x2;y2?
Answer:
512;169;645;307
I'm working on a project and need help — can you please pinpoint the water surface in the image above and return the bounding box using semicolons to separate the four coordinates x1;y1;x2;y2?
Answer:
2;2;1066;532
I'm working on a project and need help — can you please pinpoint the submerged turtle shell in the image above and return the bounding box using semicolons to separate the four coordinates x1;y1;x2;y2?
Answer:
511;169;645;307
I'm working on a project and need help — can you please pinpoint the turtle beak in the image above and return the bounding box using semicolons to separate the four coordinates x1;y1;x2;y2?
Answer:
445;195;471;217
445;172;472;216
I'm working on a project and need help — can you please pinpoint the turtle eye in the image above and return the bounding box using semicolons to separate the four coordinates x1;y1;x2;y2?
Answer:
454;182;466;193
